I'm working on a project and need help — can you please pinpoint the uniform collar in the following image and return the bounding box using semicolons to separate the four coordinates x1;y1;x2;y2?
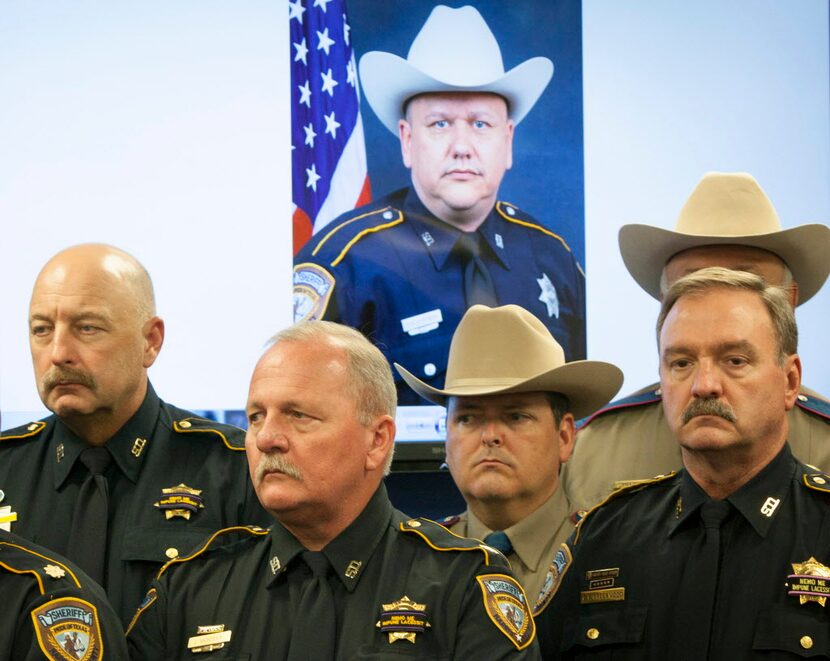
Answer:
669;444;795;539
265;484;393;592
465;487;571;572
403;189;510;271
52;383;161;489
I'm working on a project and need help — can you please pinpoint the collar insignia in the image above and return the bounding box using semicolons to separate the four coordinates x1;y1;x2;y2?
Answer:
44;564;66;579
187;624;232;653
421;231;434;247
495;233;504;249
32;597;102;661
154;484;205;520
345;560;362;579
788;557;830;606
537;273;560;319
269;556;281;575
580;567;625;604
376;596;431;644
56;443;65;463
476;574;535;650
0;505;18;532
131;437;147;458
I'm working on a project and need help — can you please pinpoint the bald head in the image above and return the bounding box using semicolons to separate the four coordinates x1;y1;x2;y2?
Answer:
28;244;164;445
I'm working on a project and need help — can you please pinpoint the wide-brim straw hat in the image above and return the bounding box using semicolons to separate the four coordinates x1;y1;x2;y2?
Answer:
359;5;553;134
395;305;623;419
619;171;830;304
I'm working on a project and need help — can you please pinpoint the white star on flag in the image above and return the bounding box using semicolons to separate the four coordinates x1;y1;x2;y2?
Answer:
324;111;341;138
293;38;308;65
289;0;305;23
320;68;338;96
316;27;335;55
298;80;311;107
306;163;321;191
314;0;333;12
346;57;357;87
304;123;317;147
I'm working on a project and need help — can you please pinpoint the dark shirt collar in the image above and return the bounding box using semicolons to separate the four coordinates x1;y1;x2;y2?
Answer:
52;382;161;488
670;444;796;539
265;484;393;592
403;189;510;271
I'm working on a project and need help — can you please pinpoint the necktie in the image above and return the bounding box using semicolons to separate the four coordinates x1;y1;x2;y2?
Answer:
66;447;112;586
287;550;337;660
484;530;514;555
457;232;498;307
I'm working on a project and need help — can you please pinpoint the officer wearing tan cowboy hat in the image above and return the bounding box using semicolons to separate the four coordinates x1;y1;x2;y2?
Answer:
396;304;622;613
562;171;830;511
294;5;586;405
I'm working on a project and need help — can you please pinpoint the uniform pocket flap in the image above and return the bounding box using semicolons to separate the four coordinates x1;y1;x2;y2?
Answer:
754;603;828;657
562;604;648;650
120;526;214;563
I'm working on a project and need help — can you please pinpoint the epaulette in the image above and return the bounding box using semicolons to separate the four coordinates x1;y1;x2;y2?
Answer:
0;538;81;593
494;201;572;253
305;205;405;268
439;513;462;527
0;420;47;444
172;416;246;451
803;471;830;494
572;472;676;545
577;383;662;429
795;388;830;422
157;525;268;579
399;517;509;568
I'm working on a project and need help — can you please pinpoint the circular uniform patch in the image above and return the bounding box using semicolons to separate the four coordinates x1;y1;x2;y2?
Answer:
293;263;336;322
31;596;103;660
475;573;535;650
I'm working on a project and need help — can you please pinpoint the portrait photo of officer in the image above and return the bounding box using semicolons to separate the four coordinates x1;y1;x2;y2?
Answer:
293;2;586;403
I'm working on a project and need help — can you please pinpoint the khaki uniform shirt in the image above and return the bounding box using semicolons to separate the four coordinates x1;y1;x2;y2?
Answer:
562;383;830;511
446;487;574;611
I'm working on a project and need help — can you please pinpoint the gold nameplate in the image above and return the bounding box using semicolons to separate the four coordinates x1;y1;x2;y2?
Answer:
187;630;232;653
580;587;626;604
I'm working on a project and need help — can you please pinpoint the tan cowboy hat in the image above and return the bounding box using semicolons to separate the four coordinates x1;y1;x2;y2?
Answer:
394;305;623;419
619;171;830;304
359;5;553;134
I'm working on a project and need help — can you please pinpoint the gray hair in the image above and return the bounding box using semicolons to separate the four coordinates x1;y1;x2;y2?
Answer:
269;321;397;473
656;267;797;364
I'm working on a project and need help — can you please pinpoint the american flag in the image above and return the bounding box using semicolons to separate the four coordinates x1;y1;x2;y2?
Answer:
290;0;371;255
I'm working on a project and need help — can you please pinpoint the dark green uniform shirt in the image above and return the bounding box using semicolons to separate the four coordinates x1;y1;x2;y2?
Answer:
1;529;127;661
127;485;541;659
0;383;270;625
538;444;830;659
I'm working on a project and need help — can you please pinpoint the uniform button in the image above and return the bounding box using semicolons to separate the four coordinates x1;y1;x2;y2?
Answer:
798;394;808;402
504;205;516;216
165;547;179;559
407;520;421;528
27;423;39;431
586;628;599;640
178;420;192;429
654;388;662;396
801;635;813;649
814;477;827;485
423;363;436;377
382;210;394;220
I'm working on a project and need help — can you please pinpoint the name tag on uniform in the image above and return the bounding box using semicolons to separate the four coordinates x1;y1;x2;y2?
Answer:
401;309;442;336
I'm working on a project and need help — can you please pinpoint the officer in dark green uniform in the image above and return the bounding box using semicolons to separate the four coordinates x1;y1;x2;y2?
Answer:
1;528;127;660
0;244;269;625
537;269;828;658
128;321;540;659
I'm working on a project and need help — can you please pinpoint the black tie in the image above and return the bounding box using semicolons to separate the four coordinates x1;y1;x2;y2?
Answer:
484;530;514;555
288;551;337;660
67;447;112;586
457;232;498;307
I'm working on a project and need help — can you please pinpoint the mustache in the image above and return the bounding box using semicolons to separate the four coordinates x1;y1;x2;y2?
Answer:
254;453;302;484
41;366;96;392
682;398;737;425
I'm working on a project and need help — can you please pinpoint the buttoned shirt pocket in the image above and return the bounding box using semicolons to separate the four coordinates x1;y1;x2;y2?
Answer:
753;604;829;657
120;526;216;563
561;605;648;657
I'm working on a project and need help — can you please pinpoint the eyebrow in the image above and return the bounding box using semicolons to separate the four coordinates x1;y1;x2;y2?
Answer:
662;340;760;359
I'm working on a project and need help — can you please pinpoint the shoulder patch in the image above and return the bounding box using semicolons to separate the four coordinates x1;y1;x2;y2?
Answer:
293;262;336;322
803;472;830;493
0;540;81;594
476;573;536;650
158;525;268;578
307;206;404;267
399;518;508;568
172;417;246;451
577;384;662;429
573;472;676;545
795;390;830;422
31;596;104;661
532;543;573;616
125;587;157;636
0;420;47;443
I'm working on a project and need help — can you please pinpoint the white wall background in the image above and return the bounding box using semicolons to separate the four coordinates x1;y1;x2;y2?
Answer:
1;1;828;424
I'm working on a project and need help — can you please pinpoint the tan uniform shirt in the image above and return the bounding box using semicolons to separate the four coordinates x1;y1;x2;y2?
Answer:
562;383;830;511
446;487;574;608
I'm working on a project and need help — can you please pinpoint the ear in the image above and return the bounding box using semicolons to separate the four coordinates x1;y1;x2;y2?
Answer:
142;316;165;368
364;415;396;473
557;412;577;465
787;281;800;307
399;119;413;169
505;118;515;171
783;354;802;411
